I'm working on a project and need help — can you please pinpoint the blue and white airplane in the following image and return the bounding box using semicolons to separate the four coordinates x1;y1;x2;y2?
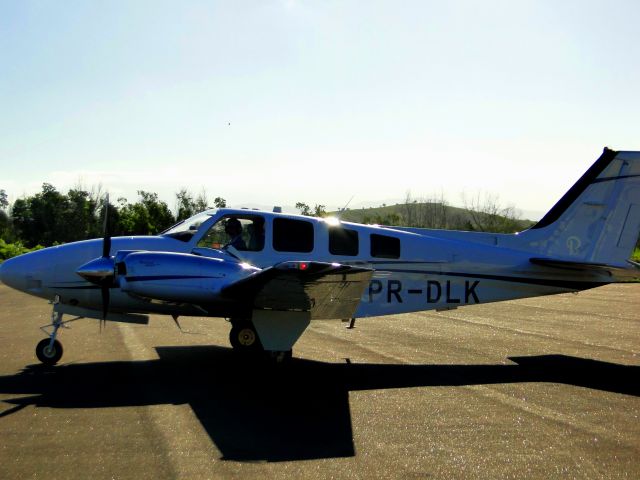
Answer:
1;148;639;364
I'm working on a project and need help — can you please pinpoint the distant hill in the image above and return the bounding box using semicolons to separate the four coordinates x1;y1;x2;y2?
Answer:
331;202;536;233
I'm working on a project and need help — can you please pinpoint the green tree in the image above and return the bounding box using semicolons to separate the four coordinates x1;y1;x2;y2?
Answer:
10;184;104;247
462;192;522;233
0;189;7;210
64;189;101;240
0;210;10;241
175;189;196;222
174;190;224;221
0;189;12;241
296;202;326;217
313;204;326;217
118;191;175;235
139;191;174;232
295;202;311;216
12;184;67;246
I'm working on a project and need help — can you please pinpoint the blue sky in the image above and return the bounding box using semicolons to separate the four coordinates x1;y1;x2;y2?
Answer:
1;0;639;218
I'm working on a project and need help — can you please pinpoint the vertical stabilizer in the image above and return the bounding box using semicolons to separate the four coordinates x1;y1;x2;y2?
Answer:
522;148;640;266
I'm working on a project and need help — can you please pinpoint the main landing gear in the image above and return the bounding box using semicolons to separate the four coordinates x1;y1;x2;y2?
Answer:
229;319;262;353
228;318;292;363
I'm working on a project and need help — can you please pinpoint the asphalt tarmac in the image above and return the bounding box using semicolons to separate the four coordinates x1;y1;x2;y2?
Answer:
0;282;638;479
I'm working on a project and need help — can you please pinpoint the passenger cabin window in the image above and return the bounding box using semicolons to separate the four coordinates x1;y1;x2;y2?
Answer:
329;227;359;256
370;233;400;259
197;215;265;251
273;218;314;253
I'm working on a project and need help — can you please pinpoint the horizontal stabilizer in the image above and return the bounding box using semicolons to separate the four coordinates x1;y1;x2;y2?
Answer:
530;257;640;281
222;261;373;320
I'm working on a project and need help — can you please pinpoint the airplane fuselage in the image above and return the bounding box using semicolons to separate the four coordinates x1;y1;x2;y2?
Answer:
0;208;610;321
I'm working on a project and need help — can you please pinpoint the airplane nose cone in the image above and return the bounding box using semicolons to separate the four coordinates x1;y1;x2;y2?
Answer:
0;248;54;295
0;255;27;291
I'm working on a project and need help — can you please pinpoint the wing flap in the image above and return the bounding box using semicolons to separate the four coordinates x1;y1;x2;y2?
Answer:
222;261;373;320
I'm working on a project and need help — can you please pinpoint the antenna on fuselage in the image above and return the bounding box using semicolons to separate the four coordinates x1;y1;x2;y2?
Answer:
337;196;354;218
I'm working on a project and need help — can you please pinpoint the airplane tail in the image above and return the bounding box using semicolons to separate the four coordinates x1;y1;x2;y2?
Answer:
520;148;640;267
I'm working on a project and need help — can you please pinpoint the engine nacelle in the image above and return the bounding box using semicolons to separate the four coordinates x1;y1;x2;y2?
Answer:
118;251;260;304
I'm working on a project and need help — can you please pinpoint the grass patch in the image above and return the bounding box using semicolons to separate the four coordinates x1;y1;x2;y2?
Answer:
0;239;43;261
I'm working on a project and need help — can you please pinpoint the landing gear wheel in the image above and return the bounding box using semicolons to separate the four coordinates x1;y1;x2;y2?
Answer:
36;338;63;366
229;322;262;353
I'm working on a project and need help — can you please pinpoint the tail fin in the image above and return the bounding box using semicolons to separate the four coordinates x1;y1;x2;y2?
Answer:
522;148;640;266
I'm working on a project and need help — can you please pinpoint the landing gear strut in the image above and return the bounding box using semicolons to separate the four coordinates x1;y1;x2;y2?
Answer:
36;300;64;365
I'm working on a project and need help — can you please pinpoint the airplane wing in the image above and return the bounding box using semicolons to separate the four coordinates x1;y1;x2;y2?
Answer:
530;257;640;281
221;261;373;320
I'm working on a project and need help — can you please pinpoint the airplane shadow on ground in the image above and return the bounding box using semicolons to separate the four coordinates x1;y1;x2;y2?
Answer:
0;347;637;462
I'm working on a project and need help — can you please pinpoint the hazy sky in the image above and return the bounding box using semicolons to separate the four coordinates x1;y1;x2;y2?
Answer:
1;0;639;218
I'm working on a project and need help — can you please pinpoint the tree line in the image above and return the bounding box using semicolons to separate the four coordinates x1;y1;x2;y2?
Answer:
3;184;636;261
0;184;226;252
0;185;527;253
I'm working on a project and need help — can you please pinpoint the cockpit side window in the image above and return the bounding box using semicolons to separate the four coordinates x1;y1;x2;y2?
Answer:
162;212;213;242
197;215;265;252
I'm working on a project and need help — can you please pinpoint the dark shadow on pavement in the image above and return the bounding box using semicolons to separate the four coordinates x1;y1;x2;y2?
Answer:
0;347;637;462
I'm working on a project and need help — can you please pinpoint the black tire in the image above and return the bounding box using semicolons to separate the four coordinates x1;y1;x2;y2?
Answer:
36;338;63;365
229;321;262;353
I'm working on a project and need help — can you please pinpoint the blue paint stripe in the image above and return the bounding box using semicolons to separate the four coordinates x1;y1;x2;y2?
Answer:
377;268;607;290
125;275;217;282
50;285;100;290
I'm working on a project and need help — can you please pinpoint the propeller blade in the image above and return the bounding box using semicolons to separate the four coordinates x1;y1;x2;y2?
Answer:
103;234;112;259
102;193;111;258
101;282;110;321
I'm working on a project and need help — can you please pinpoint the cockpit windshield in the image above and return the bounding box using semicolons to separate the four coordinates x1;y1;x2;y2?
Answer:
161;211;214;242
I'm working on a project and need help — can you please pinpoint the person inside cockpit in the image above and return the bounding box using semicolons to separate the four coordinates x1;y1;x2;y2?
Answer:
224;217;247;250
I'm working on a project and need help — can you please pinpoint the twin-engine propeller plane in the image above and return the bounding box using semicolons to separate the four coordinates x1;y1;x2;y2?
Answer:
1;148;639;365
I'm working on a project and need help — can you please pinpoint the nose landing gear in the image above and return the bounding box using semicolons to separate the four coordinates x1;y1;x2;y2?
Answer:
35;296;73;366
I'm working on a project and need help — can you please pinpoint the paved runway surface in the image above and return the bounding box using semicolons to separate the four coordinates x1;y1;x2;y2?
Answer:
0;282;638;479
